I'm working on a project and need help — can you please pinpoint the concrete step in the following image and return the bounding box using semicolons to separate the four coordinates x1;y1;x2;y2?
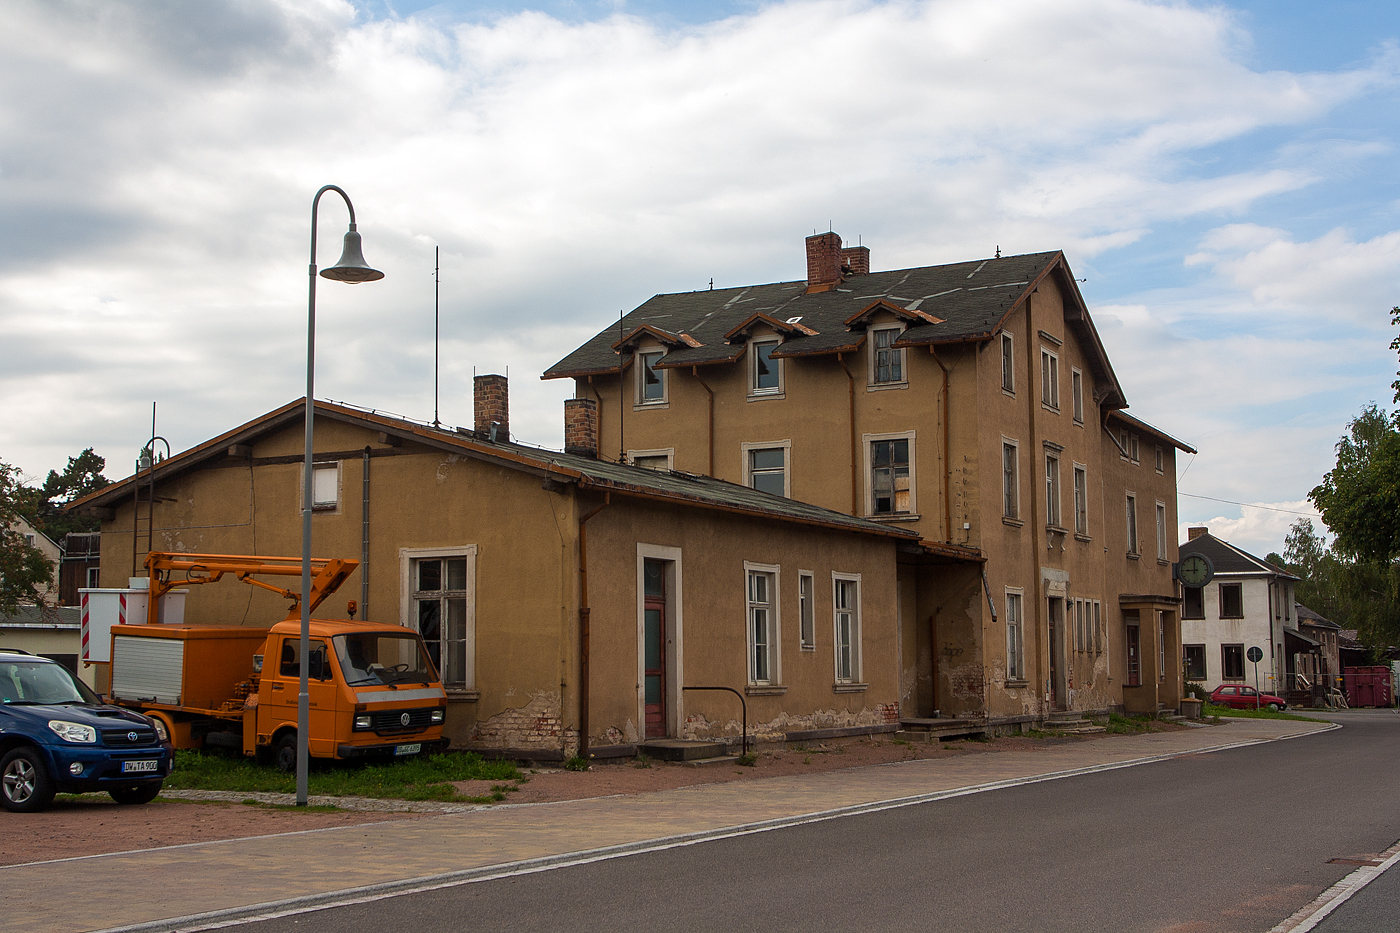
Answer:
1041;723;1107;734
638;739;728;761
897;719;990;742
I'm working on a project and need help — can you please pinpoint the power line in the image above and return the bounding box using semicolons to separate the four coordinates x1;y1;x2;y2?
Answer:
1179;492;1320;517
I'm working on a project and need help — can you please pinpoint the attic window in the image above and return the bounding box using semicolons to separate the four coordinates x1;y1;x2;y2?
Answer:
312;462;339;510
785;316;803;324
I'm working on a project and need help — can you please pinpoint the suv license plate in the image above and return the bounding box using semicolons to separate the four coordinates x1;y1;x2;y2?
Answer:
394;743;422;756
122;759;159;773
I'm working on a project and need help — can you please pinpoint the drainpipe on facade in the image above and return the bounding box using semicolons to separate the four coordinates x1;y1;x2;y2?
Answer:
361;446;371;616
838;353;858;515
691;366;715;476
576;490;611;760
1023;295;1046;717
929;346;953;543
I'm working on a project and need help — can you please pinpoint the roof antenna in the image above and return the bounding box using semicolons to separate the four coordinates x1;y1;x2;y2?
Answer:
433;246;440;428
995;245;1001;259
618;308;626;464
709;278;713;291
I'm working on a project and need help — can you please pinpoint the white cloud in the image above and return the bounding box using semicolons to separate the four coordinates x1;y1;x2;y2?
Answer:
1178;499;1320;560
0;0;1396;486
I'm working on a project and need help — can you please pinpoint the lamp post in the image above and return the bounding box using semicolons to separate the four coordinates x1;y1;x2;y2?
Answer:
299;185;383;806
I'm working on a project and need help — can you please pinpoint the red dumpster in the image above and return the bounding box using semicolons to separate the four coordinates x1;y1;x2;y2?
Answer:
1343;666;1393;708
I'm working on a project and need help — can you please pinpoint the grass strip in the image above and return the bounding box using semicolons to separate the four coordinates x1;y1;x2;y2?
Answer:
164;749;522;802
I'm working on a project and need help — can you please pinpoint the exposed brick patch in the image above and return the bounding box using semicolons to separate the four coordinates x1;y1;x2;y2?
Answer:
470;691;562;750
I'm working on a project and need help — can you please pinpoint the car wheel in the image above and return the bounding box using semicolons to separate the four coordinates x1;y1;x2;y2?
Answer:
109;782;162;805
0;747;56;813
1267;702;1280;712
274;732;298;774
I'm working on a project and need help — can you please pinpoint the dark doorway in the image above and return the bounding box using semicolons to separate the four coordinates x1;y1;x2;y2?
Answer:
643;559;666;738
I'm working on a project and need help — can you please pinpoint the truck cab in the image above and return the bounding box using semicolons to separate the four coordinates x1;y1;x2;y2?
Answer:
253;619;446;767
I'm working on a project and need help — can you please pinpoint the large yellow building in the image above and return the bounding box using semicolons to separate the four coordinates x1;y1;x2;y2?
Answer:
546;233;1194;727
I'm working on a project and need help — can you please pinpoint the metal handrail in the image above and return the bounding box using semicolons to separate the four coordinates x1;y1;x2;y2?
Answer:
683;686;748;757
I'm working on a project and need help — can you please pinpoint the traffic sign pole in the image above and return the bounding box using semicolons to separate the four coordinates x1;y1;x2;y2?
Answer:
1247;646;1265;709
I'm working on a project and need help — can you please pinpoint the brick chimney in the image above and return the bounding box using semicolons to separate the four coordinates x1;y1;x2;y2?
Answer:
805;232;843;293
474;374;509;440
840;245;870;275
1187;526;1208;540
563;397;598;458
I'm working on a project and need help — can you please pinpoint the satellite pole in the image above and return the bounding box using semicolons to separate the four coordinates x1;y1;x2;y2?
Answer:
433;246;441;428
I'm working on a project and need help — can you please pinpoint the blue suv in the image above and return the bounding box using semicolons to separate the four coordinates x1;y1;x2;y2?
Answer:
0;650;171;812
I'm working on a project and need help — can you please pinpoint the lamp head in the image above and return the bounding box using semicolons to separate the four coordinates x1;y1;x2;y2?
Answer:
321;223;384;283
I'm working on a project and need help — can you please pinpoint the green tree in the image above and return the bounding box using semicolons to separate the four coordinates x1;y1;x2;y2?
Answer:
0;461;55;614
1310;405;1400;563
19;447;110;540
1308;406;1400;645
1391;306;1400;403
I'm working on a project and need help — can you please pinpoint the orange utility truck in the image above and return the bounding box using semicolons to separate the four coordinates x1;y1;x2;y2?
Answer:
107;553;447;770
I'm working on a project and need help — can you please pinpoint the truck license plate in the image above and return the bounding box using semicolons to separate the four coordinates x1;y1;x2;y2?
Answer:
122;759;159;773
394;743;422;757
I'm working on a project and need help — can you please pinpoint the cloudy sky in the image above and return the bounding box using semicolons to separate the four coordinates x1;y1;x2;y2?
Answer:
2;0;1398;558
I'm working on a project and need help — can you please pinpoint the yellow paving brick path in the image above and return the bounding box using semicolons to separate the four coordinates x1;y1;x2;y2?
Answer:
3;719;1331;933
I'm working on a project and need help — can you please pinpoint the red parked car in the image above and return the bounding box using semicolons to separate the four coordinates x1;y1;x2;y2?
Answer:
1210;684;1287;711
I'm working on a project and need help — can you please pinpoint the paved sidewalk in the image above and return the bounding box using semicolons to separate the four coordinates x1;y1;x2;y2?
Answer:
8;718;1331;933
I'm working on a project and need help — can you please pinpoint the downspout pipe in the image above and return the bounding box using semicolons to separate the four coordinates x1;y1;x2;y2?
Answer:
1022;296;1046;712
691;366;715;476
361;446;370;616
577;491;611;759
838;353;858;515
929;346;953;543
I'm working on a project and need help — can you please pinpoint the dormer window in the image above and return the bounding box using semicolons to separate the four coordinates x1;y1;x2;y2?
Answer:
637;350;666;404
871;327;905;386
750;339;782;396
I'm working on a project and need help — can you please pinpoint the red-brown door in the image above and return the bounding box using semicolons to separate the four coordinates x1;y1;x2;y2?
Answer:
643;559;666;738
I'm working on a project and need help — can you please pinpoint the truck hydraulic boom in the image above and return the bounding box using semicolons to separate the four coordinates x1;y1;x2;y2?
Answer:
142;552;358;626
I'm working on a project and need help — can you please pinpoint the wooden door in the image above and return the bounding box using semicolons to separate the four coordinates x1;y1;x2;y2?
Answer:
643;560;666;738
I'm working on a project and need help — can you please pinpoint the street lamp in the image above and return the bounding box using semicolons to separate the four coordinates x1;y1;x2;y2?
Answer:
299;185;383;806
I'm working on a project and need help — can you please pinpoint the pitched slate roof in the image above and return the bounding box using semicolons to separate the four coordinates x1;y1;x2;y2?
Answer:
544;249;1127;409
69;399;925;545
1106;410;1197;454
1178;532;1299;579
1295;603;1340;630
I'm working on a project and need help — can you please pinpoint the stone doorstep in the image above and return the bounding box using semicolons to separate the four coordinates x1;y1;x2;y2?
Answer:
638;739;729;761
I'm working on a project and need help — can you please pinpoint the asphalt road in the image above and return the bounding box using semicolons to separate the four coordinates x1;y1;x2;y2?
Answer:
224;711;1400;933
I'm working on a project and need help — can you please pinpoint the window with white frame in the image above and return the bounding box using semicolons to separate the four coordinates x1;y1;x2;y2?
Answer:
1130;434;1140;463
86;567;101;588
1040;348;1059;410
745;564;779;685
1073;465;1088;535
628;449;673;471
637;349;666;404
832;574;861;684
743;442;789;498
1071;368;1084;423
749;339;782;395
1126;494;1138;555
799;571;815;650
1120;430;1131;461
311;461;339;510
867;434;913;515
871;327;905;385
1156;501;1168;559
1002;440;1019;520
1001;333;1015;393
1006;590;1024;681
402;547;476;689
1044;448;1062;527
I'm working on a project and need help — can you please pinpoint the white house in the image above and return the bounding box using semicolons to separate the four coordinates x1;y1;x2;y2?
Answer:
1178;527;1298;696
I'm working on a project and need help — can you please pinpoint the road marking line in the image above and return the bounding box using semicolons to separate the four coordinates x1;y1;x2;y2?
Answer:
90;722;1338;933
1268;837;1400;933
